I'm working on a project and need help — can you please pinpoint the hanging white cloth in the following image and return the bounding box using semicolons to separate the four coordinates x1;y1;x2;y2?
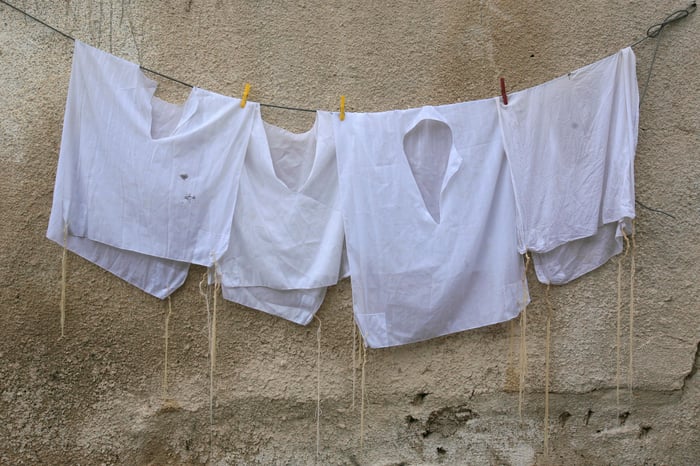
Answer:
332;103;527;348
47;40;257;297
216;109;348;324
47;41;638;326
332;48;638;348
50;234;189;299
498;47;639;284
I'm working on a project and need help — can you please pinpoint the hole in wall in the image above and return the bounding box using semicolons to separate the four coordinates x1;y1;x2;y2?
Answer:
618;411;630;426
411;391;430;405
558;411;571;427
638;425;652;439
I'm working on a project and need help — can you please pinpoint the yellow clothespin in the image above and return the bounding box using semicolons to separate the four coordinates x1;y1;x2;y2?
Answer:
241;83;251;108
339;95;346;121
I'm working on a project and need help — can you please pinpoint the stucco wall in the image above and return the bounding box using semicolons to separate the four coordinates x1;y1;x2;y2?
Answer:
1;1;698;464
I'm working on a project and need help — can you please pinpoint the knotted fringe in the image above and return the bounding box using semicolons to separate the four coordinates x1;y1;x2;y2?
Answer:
518;253;531;422
162;295;173;401
210;265;220;433
544;284;553;462
352;313;357;410
519;307;528;422
615;255;623;413
616;231;631;414
628;224;636;403
60;223;68;338
198;272;214;445
314;315;322;460
505;319;517;391
359;339;368;454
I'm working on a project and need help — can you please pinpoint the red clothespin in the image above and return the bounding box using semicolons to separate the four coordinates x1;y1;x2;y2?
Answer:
500;77;508;105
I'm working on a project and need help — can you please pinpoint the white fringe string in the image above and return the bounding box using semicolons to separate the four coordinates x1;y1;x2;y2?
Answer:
60;222;68;338
518;253;531;423
314;315;322;460
199;272;214;447
544;284;553;461
352;313;357;411
617;231;631;413
162;295;173;401
628;224;636;403
359;339;367;453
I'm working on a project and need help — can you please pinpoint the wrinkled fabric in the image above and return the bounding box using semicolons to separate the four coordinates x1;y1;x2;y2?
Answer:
499;47;638;284
217;109;347;324
332;103;527;348
333;48;637;348
47;42;638;336
47;41;256;297
55;235;188;299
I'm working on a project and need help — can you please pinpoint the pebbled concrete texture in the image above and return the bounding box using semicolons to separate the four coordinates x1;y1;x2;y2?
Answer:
0;1;698;464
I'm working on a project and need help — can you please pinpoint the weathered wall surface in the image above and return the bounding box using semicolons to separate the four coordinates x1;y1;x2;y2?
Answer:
1;1;698;464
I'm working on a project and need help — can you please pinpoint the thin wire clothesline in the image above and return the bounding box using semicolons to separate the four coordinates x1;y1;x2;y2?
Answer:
0;0;693;219
0;0;316;113
0;0;695;114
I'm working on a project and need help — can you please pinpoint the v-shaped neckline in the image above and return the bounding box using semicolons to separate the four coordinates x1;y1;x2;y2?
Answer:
401;114;462;224
255;107;320;194
136;66;200;142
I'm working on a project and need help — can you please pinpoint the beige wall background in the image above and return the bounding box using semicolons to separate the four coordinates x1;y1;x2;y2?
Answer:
1;1;698;464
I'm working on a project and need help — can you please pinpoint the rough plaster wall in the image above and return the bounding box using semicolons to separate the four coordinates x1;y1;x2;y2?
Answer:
0;0;698;464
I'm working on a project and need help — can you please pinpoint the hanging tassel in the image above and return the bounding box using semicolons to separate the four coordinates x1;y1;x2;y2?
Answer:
505;318;517;391
199;272;214;446
519;306;528;422
544;284;553;461
615;254;623;414
314;316;323;460
162;295;173;401
628;223;636;403
616;230;631;414
210;265;220;429
352;313;357;410
518;253;531;423
359;339;368;453
60;222;68;338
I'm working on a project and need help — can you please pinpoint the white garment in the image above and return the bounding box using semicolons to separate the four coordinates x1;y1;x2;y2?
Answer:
333;103;527;348
217;109;347;325
56;234;188;299
499;47;638;284
334;48;638;348
47;41;256;297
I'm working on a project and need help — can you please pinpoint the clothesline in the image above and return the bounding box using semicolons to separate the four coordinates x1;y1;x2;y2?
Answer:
0;0;318;112
1;0;691;221
0;0;695;113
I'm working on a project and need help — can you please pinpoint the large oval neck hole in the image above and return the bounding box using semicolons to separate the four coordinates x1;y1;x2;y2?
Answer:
402;119;453;224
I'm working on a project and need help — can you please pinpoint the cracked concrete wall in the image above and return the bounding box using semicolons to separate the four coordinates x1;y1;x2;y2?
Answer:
0;1;698;464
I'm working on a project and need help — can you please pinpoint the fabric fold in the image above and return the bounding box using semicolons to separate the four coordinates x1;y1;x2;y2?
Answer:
498;47;638;284
47;41;257;297
215;109;347;324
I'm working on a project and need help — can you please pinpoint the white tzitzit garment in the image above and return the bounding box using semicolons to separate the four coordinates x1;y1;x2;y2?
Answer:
499;47;639;284
47;41;257;297
333;48;638;348
333;103;527;348
217;109;347;324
